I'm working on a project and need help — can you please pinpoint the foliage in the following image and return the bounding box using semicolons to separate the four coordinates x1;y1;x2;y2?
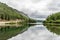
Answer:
0;2;28;21
44;12;60;23
0;2;36;23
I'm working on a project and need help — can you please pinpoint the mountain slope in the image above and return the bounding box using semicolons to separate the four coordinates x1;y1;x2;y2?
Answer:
44;12;60;23
0;2;29;21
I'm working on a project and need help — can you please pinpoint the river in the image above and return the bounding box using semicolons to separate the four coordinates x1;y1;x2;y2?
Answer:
8;22;60;40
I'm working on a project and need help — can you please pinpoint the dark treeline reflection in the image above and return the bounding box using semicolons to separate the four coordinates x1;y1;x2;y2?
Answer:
44;24;60;35
0;24;35;40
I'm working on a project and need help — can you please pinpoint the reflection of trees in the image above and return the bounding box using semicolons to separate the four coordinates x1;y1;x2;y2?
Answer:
0;24;35;40
44;24;60;35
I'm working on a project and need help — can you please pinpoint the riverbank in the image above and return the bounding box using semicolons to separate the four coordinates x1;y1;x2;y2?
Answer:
0;20;23;24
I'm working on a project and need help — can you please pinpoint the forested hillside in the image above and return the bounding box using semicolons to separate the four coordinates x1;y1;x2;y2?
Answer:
44;12;60;23
0;2;28;21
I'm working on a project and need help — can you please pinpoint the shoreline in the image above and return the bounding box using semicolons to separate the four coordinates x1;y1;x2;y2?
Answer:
0;20;23;24
0;20;23;26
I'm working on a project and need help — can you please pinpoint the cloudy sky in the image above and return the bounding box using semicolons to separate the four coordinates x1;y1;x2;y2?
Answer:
0;0;60;19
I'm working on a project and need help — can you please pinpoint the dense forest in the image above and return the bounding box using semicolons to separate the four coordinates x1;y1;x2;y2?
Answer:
44;12;60;23
0;2;36;23
0;2;28;20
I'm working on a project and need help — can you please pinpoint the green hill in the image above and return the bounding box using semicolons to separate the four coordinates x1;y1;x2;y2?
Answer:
43;12;60;35
0;2;36;23
44;12;60;23
0;2;29;21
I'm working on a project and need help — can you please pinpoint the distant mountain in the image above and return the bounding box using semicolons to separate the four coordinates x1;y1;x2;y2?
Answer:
31;14;47;18
34;15;47;18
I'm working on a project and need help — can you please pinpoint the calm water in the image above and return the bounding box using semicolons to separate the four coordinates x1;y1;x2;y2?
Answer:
0;23;60;40
8;23;60;40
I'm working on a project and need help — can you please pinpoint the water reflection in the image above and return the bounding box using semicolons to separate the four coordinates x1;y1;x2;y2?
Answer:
0;24;34;40
8;24;59;40
1;23;60;40
44;24;60;35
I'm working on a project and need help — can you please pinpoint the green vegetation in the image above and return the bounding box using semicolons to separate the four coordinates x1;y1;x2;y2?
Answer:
44;12;60;23
0;2;36;40
28;18;36;23
0;2;36;23
0;2;28;21
43;12;60;35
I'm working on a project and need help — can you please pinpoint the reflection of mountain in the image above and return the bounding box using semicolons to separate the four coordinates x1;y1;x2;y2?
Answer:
44;24;60;35
0;24;35;40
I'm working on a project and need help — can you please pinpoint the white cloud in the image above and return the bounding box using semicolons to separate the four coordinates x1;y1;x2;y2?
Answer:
0;0;60;19
0;0;52;14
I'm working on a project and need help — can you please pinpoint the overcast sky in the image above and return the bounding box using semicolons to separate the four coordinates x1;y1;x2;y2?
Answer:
0;0;60;19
